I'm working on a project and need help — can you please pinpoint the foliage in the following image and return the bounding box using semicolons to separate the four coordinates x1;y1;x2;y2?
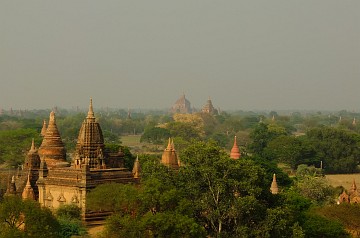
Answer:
0;129;42;167
166;122;202;141
55;204;87;238
88;140;340;237
294;171;335;205
306;127;360;174
55;204;81;220
140;127;170;144
251;155;292;188
0;196;60;238
265;135;316;170
57;217;87;238
301;213;349;238
296;164;323;178
314;203;360;234
248;123;288;155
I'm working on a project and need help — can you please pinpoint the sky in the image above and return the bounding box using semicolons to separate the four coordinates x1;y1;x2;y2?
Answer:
0;1;359;111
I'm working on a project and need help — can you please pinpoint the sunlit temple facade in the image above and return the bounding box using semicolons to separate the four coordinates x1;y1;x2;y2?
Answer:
12;99;140;217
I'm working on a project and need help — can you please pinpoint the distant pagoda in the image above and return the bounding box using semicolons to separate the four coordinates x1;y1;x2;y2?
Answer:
171;94;192;114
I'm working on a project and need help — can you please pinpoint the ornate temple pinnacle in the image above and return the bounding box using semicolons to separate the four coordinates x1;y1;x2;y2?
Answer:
49;111;56;124
30;138;36;152
270;173;279;194
87;98;95;121
166;138;172;150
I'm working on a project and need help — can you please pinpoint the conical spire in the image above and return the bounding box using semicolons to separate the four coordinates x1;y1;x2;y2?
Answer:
38;111;66;167
351;179;357;193
7;175;16;195
270;174;279;194
230;136;241;159
41;120;47;137
22;174;35;200
87;98;95;122
161;137;179;169
166;138;172;150
29;138;36;153
132;156;141;179
171;138;175;151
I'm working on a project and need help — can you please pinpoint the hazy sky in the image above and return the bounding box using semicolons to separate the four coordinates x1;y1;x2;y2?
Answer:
1;1;359;111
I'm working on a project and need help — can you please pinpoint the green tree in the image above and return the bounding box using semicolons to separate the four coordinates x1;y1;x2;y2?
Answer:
306;127;360;173
0;129;41;166
0;196;60;238
265;135;316;170
248;123;288;155
140;127;171;144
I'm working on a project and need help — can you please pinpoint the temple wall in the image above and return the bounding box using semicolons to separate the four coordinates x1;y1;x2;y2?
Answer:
41;185;82;210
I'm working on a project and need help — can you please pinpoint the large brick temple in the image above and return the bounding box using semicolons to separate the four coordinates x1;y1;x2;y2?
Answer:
16;99;139;217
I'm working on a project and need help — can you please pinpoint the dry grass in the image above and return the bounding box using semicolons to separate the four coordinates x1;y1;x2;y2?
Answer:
87;225;104;238
325;174;360;189
120;135;142;147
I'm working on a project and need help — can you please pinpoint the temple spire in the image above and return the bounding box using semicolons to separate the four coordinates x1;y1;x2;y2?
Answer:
41;120;47;137
171;138;175;151
230;136;240;159
49;111;56;124
6;175;17;195
22;174;35;200
351;179;357;193
270;174;279;194
166;138;172;150
30;138;36;152
87;98;95;121
161;138;179;169
353;118;356;126
132;155;141;179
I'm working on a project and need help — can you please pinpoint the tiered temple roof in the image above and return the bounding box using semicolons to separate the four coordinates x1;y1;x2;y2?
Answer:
75;98;105;168
161;138;179;169
38;111;67;167
338;179;360;204
170;94;192;114
201;97;218;115
22;174;35;200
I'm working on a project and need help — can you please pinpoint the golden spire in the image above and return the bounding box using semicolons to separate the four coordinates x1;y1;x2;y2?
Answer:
171;138;175;151
41;119;47;137
132;155;141;179
162;138;179;169
270;174;279;194
351;179;357;193
49;111;56;124
22;174;35;200
28;138;37;154
166;138;172;150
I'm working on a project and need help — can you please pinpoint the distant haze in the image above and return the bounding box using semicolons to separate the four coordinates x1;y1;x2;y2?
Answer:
1;1;359;111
